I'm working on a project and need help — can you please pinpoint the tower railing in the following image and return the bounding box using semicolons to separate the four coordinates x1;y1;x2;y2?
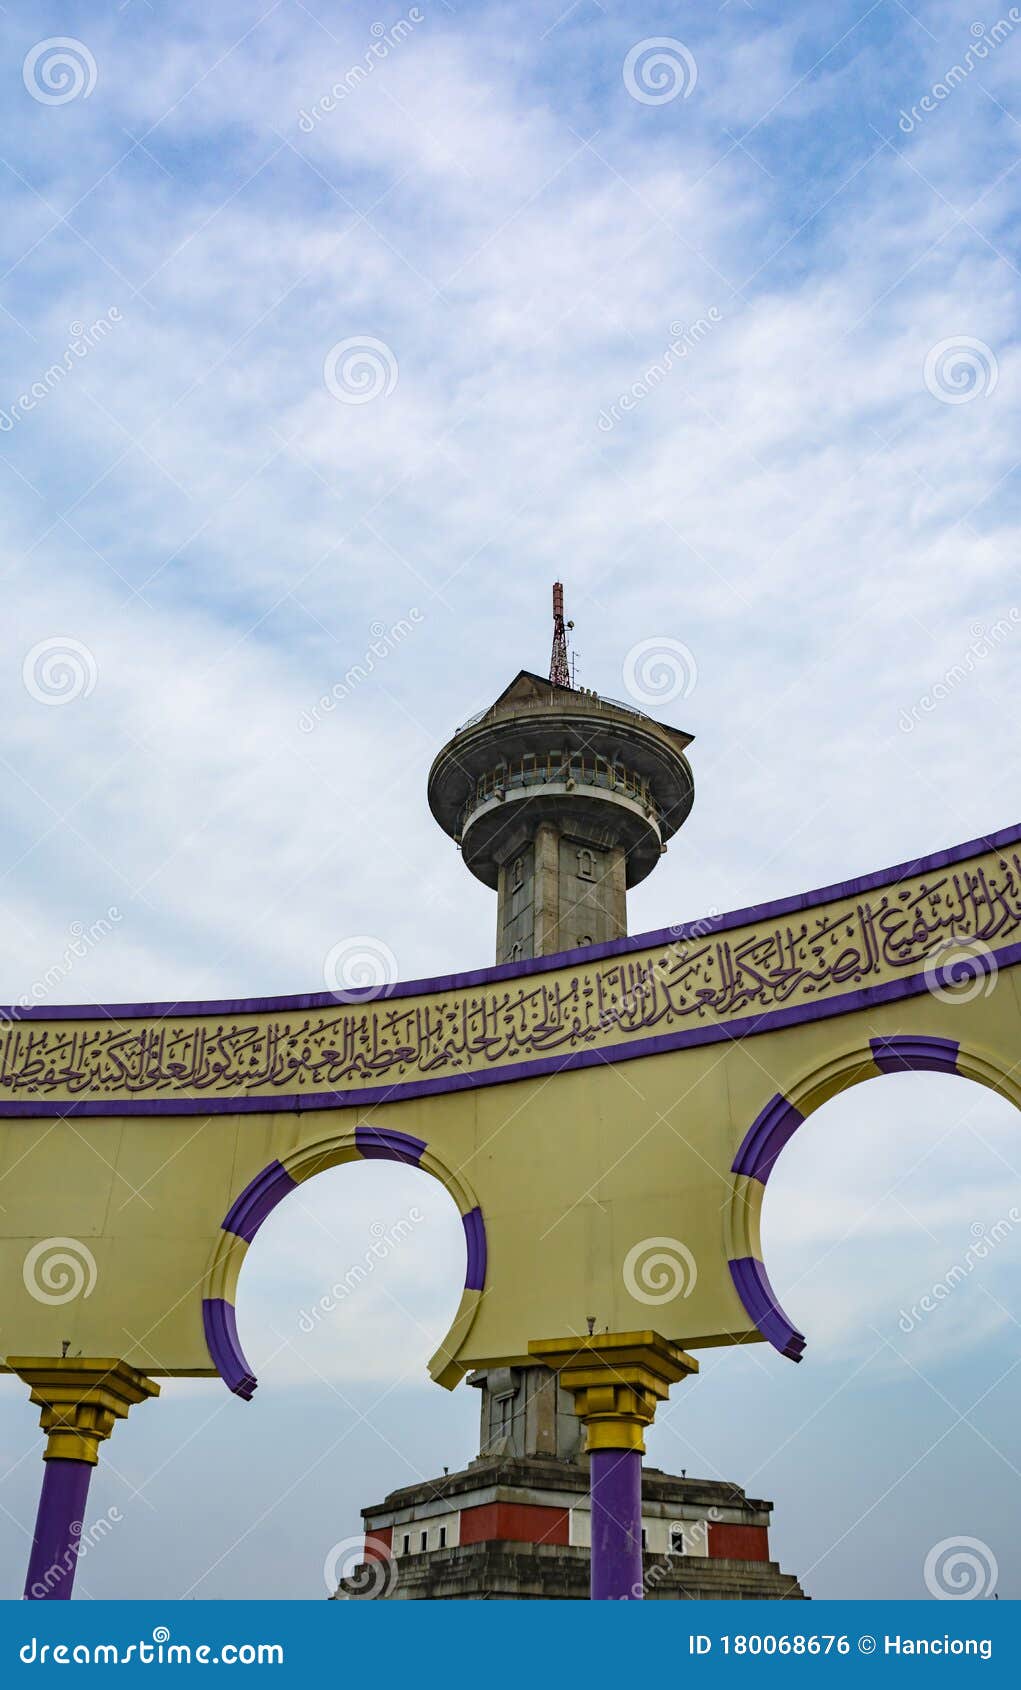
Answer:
459;755;660;836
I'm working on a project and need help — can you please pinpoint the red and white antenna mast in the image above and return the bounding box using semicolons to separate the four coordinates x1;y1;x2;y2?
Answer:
549;581;573;688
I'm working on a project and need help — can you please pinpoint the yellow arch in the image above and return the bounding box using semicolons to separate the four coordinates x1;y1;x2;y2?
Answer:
201;1123;488;1399
725;1033;1021;1361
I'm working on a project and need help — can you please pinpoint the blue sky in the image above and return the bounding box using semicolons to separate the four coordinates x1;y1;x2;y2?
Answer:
1;0;1020;1600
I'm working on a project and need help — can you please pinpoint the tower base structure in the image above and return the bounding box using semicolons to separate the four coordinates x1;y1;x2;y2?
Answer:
334;1364;806;1601
336;1454;806;1601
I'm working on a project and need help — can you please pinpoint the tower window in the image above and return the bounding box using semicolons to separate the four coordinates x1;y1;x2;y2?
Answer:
420;1530;428;1553
402;1534;410;1556
576;847;596;880
439;1526;447;1548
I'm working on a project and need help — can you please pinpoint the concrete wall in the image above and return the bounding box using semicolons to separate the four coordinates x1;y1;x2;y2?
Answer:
495;822;627;962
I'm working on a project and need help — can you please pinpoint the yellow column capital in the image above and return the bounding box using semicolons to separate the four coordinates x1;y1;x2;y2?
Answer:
7;1357;160;1464
528;1331;698;1454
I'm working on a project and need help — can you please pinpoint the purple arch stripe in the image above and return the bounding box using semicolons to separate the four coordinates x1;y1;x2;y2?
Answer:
210;1158;299;1397
462;1206;487;1291
731;1036;967;1363
222;1159;297;1242
729;1258;806;1362
732;1093;804;1184
206;1137;458;1398
202;1298;258;1399
355;1124;427;1164
870;1035;959;1075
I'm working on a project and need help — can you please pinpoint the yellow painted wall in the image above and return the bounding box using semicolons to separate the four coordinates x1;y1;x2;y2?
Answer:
1;833;1019;1388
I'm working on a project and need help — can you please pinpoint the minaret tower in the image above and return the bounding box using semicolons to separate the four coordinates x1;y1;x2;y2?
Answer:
427;586;695;963
339;601;803;1603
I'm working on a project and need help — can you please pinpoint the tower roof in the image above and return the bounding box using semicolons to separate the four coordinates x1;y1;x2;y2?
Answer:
454;668;694;755
428;585;695;912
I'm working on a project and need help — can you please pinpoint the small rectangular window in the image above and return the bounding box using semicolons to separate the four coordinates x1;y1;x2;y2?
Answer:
420;1530;428;1552
439;1526;447;1548
401;1534;410;1556
641;1528;647;1550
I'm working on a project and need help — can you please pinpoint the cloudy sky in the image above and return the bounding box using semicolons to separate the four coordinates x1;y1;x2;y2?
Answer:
1;0;1020;1601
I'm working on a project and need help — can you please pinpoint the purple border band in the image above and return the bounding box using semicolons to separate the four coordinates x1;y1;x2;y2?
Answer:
4;822;1018;1023
222;1160;297;1243
202;1299;257;1400
9;942;1018;1120
462;1206;487;1291
354;1125;427;1164
729;1258;806;1362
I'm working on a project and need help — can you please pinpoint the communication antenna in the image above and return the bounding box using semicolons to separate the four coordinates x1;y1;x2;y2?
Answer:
549;582;574;688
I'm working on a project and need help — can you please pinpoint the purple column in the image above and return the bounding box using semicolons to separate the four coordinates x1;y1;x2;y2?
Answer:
590;1447;643;1600
24;1459;94;1600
